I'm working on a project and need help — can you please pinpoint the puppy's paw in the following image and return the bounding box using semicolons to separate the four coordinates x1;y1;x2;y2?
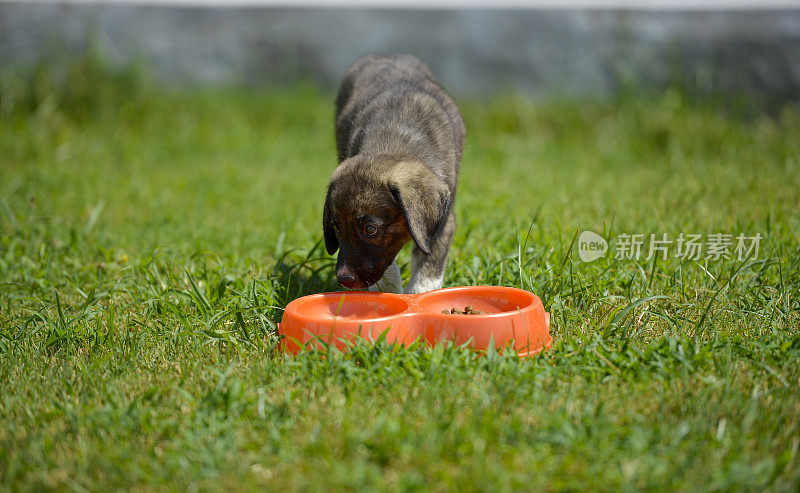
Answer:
368;261;403;294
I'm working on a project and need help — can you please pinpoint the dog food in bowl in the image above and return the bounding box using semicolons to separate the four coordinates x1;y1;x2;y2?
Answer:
441;305;486;315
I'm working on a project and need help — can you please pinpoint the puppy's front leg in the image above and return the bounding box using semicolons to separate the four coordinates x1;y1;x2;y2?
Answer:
367;259;403;293
406;213;455;294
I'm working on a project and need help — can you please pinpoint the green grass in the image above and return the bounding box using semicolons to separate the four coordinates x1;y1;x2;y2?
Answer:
1;60;799;490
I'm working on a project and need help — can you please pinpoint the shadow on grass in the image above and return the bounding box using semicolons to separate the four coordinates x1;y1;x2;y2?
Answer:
271;239;339;314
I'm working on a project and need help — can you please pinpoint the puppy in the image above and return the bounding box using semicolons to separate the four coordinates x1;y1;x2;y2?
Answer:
323;54;465;294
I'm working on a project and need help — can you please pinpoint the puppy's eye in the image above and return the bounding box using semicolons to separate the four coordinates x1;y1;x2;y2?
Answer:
362;223;379;237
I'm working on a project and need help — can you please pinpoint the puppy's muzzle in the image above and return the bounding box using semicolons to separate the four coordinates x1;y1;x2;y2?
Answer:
336;266;358;289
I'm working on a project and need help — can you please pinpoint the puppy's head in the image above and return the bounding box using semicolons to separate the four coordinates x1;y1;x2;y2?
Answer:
323;156;451;290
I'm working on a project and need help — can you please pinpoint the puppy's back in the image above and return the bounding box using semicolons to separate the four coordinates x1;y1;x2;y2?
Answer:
335;54;465;173
335;54;435;117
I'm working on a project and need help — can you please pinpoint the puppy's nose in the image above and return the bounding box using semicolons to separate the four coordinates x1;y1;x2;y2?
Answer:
337;272;357;288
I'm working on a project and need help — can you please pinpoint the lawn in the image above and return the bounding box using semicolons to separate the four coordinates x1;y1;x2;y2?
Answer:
1;60;799;490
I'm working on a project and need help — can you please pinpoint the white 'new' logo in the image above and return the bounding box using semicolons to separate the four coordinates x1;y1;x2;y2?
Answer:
578;230;608;263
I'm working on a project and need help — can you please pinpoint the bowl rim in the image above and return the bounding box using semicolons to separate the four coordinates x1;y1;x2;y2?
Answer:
282;290;415;324
282;285;543;323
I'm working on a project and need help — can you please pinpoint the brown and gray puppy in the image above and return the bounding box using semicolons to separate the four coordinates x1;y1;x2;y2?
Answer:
323;54;465;293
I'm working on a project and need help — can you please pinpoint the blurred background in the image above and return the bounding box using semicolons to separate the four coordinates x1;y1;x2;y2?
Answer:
2;0;800;106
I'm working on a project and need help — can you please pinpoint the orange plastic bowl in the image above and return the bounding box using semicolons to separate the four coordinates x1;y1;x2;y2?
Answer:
278;286;551;357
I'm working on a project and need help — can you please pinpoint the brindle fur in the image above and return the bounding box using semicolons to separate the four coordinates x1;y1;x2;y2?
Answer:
323;54;465;293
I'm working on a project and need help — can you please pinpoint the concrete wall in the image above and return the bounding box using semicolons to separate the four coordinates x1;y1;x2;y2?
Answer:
2;3;799;103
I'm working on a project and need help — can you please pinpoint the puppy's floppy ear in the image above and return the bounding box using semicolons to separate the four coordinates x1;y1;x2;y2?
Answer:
388;161;451;255
322;185;339;254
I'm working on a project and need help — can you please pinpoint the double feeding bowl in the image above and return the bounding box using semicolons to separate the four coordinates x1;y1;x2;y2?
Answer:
278;286;551;357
